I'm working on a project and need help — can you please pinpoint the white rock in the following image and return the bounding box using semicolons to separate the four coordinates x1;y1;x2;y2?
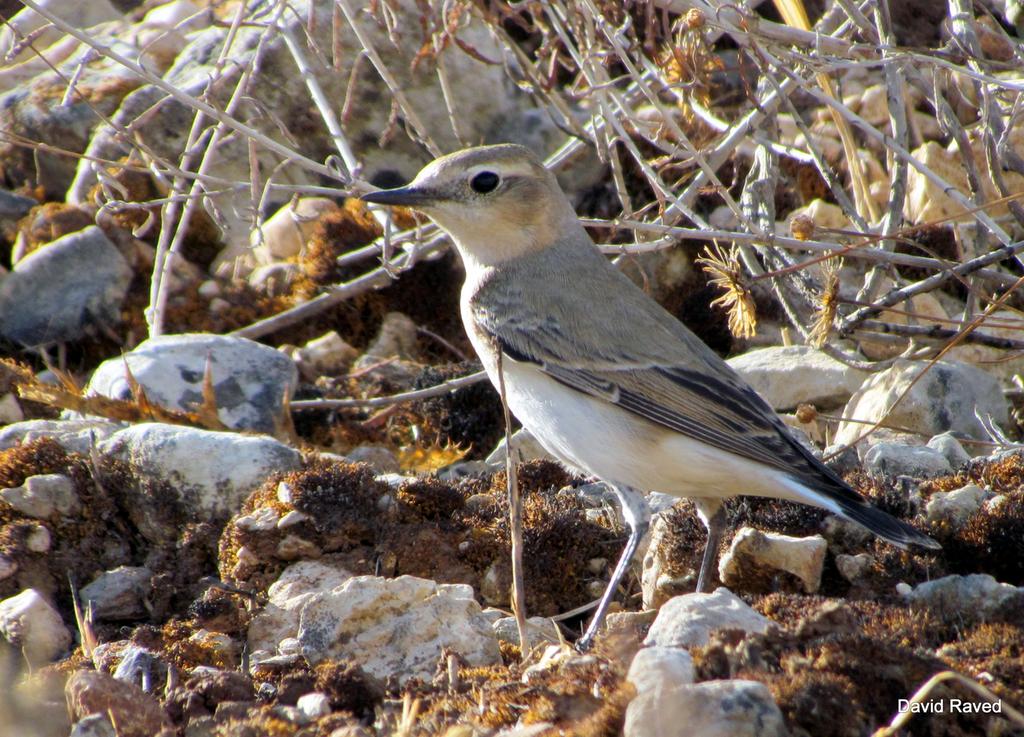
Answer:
251;197;339;264
292;331;358;379
298;575;500;683
902;574;1021;619
0;589;71;665
925;483;989;524
487;428;558;466
296;692;332;721
719;528;827;594
356;312;419;365
834;359;1008;448
0;419;122;454
86;333;298;434
864;443;952;479
235;507;281;532
0;0;119;64
645;589;772;649
627;646;695;694
624;679;788;737
80;567;153;621
927;432;972;467
98;423;301;538
0;473;79;518
247;559;355;653
727;345;867;411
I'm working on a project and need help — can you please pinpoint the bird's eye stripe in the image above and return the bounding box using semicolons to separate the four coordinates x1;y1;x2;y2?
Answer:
470;171;500;193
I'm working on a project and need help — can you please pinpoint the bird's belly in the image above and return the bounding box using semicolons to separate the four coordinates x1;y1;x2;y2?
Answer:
487;358;804;502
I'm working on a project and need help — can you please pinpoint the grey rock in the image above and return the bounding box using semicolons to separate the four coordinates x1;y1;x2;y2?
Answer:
346;445;400;474
0;189;36;225
70;714;118;737
727;345;867;411
298;575;499;684
925;483;989;524
902;574;1022;621
625;679;789;737
112;646;169;693
0;472;79;518
0;418;122;454
295;692;331;721
645;588;772;649
864;442;952;479
492;615;562;648
835;359;1008;448
80;566;153;621
0;226;131;346
86;333;297;433
641;511;691;610
99;423;301;540
927;432;972;468
835;553;874;582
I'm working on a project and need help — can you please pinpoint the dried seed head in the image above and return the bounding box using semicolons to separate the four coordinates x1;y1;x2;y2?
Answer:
790;214;815;241
685;9;705;29
697;243;758;339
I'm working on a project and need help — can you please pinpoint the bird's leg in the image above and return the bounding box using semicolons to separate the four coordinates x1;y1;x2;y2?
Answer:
577;485;650;652
693;498;726;593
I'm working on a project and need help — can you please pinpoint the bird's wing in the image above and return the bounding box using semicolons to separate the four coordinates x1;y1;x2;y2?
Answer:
469;286;861;504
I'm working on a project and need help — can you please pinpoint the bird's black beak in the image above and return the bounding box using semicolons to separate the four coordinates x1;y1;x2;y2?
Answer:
361;186;436;207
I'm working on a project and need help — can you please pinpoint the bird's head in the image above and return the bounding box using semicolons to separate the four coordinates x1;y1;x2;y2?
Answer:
361;144;580;267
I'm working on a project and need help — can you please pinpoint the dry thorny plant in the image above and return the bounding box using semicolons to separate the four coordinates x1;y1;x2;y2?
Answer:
4;0;1023;440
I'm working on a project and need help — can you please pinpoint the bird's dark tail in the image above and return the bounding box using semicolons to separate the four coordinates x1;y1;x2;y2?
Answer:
829;493;941;550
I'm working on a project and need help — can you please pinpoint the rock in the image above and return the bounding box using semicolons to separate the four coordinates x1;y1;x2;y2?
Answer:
925;483;989;524
69;0;550;263
296;692;332;721
99;423;301;540
291;331;358;380
355;312;420;366
66;670;171;737
25;524;51;552
644;589;772;649
0;393;24;424
492;616;562;648
486;428;557;466
0;226;132;346
0;189;37;227
641;512;691;610
927;432;972;468
70;714;118;737
252;198;340;265
112;645;169;692
718;528;827;594
0;588;71;665
863;442;952;479
345;445;400;474
0;472;79;518
835;553;874;582
834;359;1008;448
902;574;1022;621
247;559;354;653
627;646;695;694
86;333;297;433
0;418;122;454
298;575;500;684
80;566;153;621
947;310;1024;381
624;679;788;737
727;345;867;411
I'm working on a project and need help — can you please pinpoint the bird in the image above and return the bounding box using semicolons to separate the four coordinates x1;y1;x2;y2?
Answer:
361;143;940;651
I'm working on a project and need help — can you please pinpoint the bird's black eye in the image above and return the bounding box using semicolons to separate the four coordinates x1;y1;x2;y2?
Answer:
470;171;500;194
